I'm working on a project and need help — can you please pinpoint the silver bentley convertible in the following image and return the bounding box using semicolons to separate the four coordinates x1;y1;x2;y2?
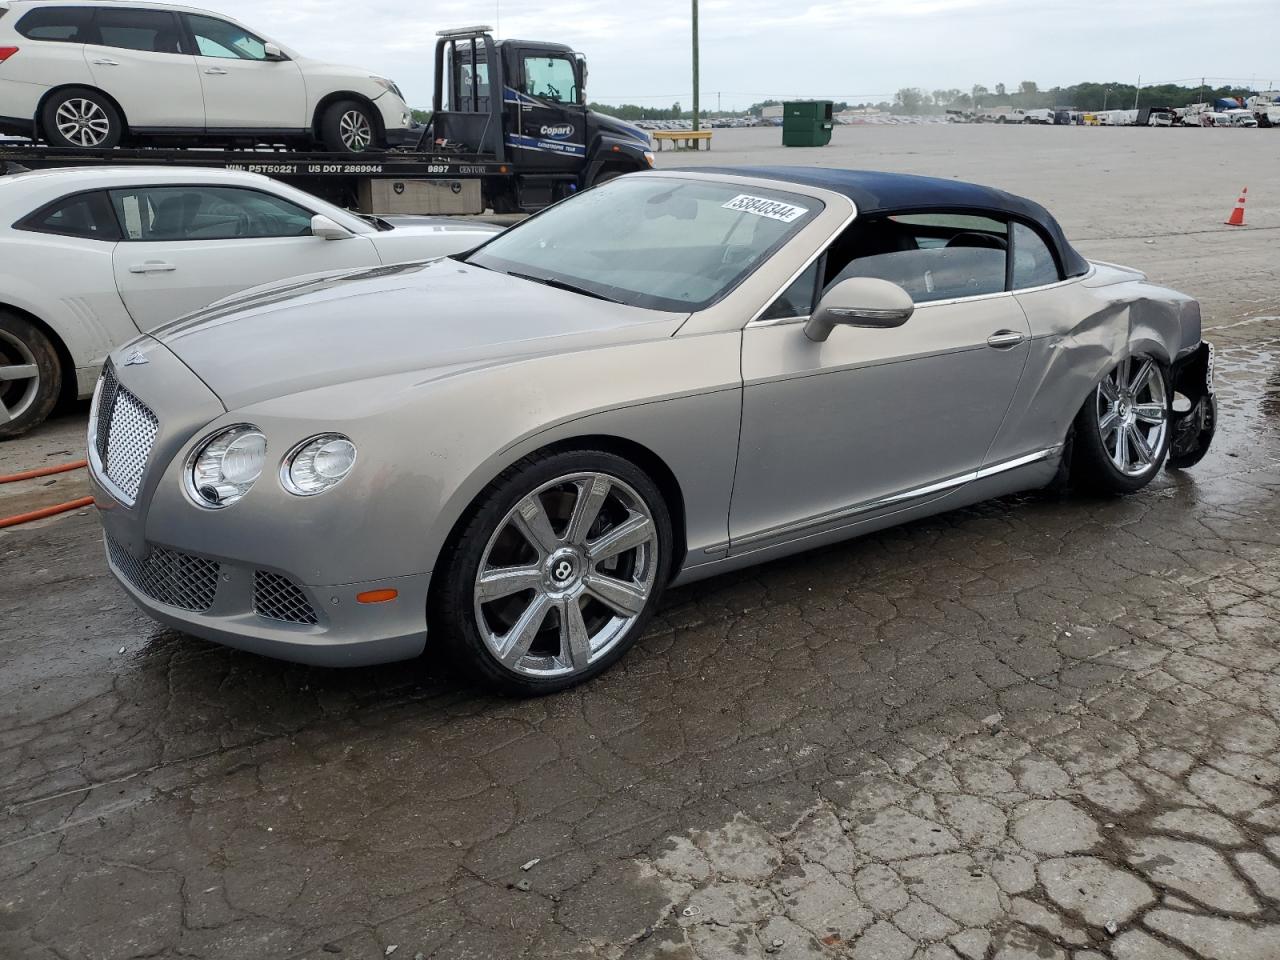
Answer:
89;167;1217;693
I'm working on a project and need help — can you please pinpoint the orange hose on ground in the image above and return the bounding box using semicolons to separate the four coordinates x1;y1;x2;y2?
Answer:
0;496;95;529
0;459;88;484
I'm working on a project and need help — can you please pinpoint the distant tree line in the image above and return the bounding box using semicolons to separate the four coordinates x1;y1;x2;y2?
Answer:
868;81;1254;115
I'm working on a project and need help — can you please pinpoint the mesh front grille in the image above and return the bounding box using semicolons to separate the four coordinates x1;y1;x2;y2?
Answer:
94;362;159;503
93;363;118;462
103;388;158;502
107;535;220;612
253;571;319;625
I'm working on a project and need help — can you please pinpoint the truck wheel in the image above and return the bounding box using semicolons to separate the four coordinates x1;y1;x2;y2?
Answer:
0;310;62;441
41;88;123;149
320;100;378;153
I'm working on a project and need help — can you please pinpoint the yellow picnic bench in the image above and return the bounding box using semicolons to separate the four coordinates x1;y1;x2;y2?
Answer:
652;130;712;151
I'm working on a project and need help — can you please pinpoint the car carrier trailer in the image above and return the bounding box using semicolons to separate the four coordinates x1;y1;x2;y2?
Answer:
0;26;655;216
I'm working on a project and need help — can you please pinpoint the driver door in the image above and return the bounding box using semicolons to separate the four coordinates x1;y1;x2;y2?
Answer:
729;212;1032;552
107;184;380;329
509;48;587;171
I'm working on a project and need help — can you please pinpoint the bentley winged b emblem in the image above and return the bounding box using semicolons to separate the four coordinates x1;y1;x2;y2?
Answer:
123;350;149;367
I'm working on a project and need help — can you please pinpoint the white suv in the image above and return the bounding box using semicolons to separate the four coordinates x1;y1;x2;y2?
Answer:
0;0;416;152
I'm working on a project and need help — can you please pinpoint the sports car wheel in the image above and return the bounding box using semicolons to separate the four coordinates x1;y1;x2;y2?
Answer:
42;88;123;149
320;100;377;153
436;450;672;695
1071;355;1171;493
0;311;62;441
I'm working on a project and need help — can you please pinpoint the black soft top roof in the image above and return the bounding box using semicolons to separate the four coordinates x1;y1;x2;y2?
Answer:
689;165;1090;277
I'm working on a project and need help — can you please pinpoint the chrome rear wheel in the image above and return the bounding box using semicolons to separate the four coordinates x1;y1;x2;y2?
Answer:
1094;356;1169;477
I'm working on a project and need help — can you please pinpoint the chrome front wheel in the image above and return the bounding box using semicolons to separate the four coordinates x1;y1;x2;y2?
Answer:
474;471;659;679
1095;355;1169;477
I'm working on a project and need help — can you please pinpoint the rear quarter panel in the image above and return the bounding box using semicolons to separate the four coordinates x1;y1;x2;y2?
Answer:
0;40;94;116
0;234;138;395
986;265;1199;464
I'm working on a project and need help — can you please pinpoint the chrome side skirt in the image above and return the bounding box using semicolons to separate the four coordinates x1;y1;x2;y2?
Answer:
714;445;1062;554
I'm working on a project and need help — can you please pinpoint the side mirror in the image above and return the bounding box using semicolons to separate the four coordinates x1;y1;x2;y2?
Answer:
263;42;287;61
311;214;354;241
804;277;914;342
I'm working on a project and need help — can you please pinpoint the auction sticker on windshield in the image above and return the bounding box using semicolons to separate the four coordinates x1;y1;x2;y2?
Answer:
722;194;809;223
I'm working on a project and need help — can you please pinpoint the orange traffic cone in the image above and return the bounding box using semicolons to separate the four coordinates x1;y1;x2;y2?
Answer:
1225;187;1248;226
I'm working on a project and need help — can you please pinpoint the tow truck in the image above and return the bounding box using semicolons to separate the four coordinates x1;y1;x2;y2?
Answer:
0;26;654;215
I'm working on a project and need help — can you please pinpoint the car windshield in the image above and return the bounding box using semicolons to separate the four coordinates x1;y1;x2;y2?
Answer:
465;177;822;311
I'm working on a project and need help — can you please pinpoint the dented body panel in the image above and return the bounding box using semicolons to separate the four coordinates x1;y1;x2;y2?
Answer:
989;262;1202;466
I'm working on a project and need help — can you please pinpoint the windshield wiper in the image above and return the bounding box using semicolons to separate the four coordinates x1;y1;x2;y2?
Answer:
507;271;620;303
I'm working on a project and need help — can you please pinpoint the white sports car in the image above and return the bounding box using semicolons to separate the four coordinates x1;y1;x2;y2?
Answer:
0;166;500;437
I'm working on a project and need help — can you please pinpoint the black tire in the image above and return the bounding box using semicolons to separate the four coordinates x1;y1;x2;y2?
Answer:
1070;357;1172;494
0;310;62;441
41;87;123;149
319;100;379;153
433;449;673;696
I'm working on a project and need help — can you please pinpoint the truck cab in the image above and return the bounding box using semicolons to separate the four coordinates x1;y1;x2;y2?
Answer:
430;26;653;212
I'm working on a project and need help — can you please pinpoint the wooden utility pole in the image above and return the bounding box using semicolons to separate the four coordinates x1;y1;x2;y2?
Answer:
691;0;700;130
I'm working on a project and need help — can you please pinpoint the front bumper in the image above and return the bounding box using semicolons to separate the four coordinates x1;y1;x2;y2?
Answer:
87;342;431;667
100;526;430;666
384;123;422;148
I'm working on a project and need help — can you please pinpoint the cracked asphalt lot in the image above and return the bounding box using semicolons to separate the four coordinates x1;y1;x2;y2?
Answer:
3;127;1280;960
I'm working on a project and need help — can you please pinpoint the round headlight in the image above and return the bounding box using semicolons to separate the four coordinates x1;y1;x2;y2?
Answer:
281;434;357;496
187;425;266;508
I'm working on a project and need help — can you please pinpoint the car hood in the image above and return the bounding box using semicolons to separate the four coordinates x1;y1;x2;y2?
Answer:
150;259;685;410
377;215;504;237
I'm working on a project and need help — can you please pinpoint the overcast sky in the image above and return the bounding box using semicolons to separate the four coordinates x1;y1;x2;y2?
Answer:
216;1;1273;110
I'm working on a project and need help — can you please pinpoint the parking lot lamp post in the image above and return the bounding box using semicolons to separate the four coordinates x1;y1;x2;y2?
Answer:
691;0;700;131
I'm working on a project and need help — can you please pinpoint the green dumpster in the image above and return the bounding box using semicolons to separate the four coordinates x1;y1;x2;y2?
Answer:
782;100;834;147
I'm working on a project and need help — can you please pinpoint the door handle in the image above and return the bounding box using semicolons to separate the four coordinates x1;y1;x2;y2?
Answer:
986;330;1025;349
203;67;228;75
129;261;177;274
92;58;120;66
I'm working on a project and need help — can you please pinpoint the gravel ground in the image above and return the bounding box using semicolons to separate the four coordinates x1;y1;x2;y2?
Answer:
2;124;1279;960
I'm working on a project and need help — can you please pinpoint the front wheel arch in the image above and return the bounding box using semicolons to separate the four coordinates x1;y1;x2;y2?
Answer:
312;93;385;148
430;435;689;599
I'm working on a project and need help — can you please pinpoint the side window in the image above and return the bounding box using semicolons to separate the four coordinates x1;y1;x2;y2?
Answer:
94;8;185;54
523;56;578;103
1011;222;1061;289
759;261;820;321
16;6;93;42
16;191;120;240
185;14;268;60
824;213;1008;304
108;186;315;241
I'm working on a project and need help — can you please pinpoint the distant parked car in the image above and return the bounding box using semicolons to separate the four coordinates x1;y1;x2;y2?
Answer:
0;166;500;437
0;0;416;151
